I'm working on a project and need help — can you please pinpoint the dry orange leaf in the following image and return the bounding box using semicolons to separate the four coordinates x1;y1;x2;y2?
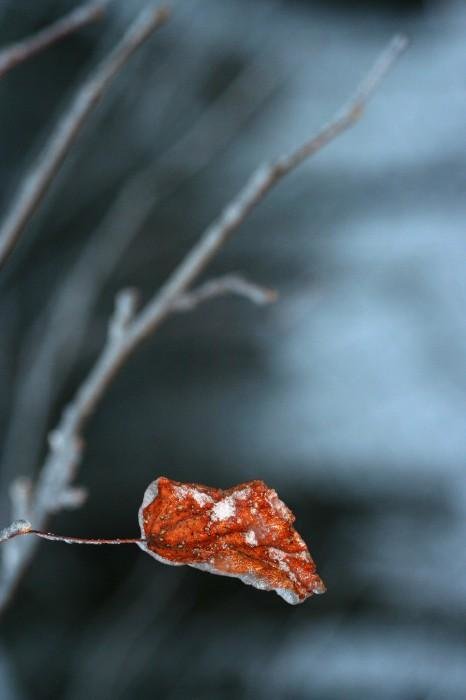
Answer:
138;476;326;604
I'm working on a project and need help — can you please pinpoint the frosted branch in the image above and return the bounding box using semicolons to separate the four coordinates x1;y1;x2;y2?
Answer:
0;34;406;613
0;55;277;492
173;275;277;312
0;521;32;544
0;1;108;79
0;5;169;269
127;35;407;348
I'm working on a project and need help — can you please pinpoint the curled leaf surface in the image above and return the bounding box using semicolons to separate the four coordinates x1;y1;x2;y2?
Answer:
138;476;325;604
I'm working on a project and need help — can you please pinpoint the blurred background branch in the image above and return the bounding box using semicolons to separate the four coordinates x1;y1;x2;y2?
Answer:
0;1;108;79
0;53;278;494
0;5;168;269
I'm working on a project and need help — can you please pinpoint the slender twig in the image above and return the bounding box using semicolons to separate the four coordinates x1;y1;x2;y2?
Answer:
0;54;278;493
127;36;408;348
29;531;144;545
0;520;32;544
32;275;275;520
9;477;33;521
0;5;169;270
0;521;144;545
174;275;277;311
0;1;108;79
0;525;144;546
0;35;407;612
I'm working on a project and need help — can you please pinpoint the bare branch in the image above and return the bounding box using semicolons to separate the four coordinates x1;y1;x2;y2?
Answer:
0;54;279;496
128;35;407;348
108;289;139;342
0;1;108;79
9;477;33;521
0;5;169;270
49;486;88;512
0;35;406;613
173;275;277;312
0;526;142;546
0;521;32;544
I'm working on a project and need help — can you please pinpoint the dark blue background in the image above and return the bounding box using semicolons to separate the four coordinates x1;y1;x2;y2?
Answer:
0;1;464;698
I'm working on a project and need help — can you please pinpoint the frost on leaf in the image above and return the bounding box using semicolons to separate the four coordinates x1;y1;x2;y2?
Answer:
138;476;326;604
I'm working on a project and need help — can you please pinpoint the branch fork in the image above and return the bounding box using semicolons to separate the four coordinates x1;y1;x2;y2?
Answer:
0;30;407;612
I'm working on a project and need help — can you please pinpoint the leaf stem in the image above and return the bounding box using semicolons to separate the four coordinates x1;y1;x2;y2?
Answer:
29;531;145;545
0;521;144;545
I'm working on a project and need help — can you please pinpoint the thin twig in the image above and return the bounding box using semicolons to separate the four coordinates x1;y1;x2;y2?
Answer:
0;527;143;546
173;275;277;312
0;520;31;544
9;477;33;521
0;54;278;494
0;5;169;270
0;35;407;612
129;36;409;350
0;1;108;79
29;531;144;545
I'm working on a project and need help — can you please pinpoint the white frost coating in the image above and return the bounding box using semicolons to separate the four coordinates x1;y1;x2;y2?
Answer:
192;490;213;507
137;477;183;567
137;478;159;532
276;587;300;604
210;487;251;522
210;496;236;522
0;519;32;543
268;547;299;584
245;530;258;546
233;487;251;500
192;560;302;605
297;550;311;561
269;547;325;596
174;484;213;507
267;490;291;519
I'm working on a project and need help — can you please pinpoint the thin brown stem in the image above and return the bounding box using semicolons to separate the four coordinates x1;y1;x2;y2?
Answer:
0;1;108;79
0;5;169;270
29;531;145;546
0;521;144;546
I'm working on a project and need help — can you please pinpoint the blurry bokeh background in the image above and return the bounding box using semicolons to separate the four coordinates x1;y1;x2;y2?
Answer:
0;0;465;698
